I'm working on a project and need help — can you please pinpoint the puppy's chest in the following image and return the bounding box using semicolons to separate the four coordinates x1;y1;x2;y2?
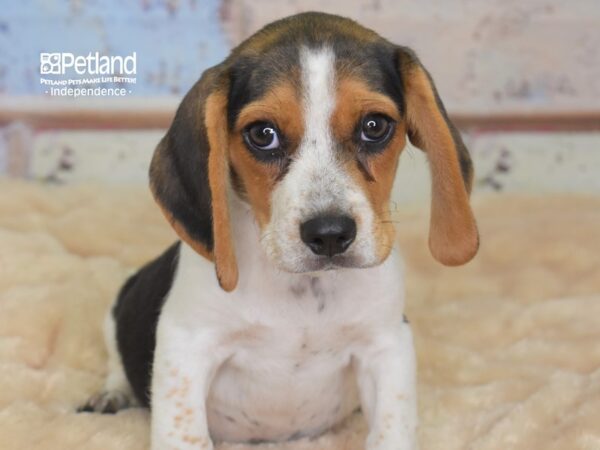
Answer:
208;320;364;442
224;285;374;368
228;320;360;372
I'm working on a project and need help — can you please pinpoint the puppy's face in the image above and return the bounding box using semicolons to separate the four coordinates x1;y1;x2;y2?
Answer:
229;47;404;272
150;13;479;290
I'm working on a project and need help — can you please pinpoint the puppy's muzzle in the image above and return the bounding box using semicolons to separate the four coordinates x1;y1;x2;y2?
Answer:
300;215;357;257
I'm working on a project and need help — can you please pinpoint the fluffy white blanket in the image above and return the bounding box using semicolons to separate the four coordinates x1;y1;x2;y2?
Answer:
1;181;599;450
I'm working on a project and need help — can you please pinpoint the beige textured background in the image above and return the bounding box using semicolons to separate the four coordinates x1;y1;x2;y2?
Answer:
1;183;599;450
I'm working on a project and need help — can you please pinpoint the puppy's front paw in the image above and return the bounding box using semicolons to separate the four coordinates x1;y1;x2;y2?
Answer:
77;390;132;414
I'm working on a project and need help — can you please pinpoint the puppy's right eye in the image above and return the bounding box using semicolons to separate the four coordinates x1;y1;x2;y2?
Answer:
243;122;282;157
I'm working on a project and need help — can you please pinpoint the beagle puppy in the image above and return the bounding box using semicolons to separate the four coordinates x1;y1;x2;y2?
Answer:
80;12;478;450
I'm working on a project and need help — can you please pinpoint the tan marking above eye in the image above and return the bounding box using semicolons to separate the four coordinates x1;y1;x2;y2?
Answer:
235;82;304;141
331;77;401;143
229;81;304;228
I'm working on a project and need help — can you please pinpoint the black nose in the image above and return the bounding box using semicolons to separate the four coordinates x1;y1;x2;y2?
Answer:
300;215;357;257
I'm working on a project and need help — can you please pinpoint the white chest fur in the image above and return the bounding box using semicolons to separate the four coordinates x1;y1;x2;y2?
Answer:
155;199;406;443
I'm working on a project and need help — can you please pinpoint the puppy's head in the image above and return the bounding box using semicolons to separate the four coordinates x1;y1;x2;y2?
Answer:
150;12;479;291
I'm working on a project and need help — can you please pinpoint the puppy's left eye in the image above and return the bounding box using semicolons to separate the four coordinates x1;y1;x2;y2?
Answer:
360;114;394;144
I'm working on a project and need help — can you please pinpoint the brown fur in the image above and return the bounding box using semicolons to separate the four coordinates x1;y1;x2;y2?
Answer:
229;82;304;228
205;92;239;291
402;64;479;266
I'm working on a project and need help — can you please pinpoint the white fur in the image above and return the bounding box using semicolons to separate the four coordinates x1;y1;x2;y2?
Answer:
263;47;378;272
149;191;416;450
104;46;417;450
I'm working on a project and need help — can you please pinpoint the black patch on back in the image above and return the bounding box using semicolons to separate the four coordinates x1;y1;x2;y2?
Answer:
113;241;181;407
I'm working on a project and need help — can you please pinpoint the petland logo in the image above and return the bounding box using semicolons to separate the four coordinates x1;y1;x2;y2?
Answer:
40;52;137;97
40;52;136;75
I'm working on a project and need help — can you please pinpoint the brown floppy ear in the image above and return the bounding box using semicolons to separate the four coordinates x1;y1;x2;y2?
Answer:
149;65;238;291
398;47;479;265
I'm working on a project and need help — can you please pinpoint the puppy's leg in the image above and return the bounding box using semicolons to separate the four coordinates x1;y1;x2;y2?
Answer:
151;319;226;450
78;310;138;413
355;322;418;450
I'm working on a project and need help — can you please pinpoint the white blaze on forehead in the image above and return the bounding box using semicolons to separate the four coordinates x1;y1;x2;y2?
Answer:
299;46;336;165
293;46;349;214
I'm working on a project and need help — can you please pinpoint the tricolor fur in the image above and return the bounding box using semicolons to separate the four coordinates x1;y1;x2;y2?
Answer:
79;12;479;450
